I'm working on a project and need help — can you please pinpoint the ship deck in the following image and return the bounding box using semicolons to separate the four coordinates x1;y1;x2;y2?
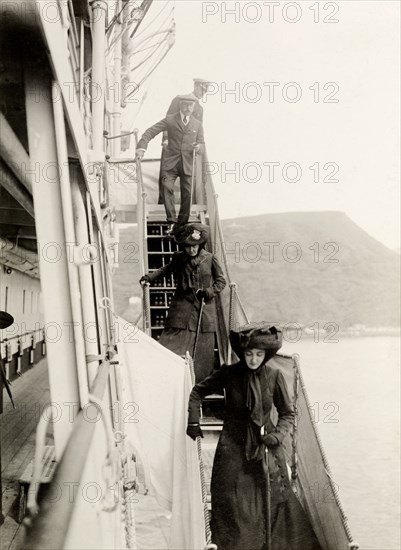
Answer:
0;361;218;550
1;359;52;550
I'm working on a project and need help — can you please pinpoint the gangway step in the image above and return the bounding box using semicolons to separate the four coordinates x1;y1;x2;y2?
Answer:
202;393;225;422
145;218;223;419
146;221;180;340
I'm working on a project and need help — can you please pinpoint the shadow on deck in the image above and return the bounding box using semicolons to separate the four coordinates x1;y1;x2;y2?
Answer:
1;358;52;550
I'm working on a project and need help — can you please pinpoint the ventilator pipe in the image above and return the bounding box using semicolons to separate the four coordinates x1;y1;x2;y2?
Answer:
111;0;122;157
0;113;33;195
71;171;101;387
90;0;108;156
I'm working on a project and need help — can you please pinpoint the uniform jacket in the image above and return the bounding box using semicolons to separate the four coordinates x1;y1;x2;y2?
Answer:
147;249;226;332
137;112;205;176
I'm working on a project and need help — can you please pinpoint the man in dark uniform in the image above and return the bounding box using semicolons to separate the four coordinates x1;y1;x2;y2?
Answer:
136;94;205;234
158;78;212;203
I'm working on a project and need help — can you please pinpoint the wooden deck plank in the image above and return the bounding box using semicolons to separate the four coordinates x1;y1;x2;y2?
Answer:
0;483;19;519
1;369;49;445
1;360;51;474
0;515;20;550
1;359;50;550
8;523;25;550
2;420;46;473
1;362;50;442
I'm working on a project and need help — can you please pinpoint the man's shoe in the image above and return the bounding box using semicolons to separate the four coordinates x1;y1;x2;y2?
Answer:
165;223;176;236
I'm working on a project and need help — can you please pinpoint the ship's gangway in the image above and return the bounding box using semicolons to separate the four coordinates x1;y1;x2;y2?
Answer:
141;207;226;427
120;149;359;549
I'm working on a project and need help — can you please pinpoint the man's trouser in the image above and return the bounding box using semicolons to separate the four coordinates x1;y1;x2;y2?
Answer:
160;159;192;225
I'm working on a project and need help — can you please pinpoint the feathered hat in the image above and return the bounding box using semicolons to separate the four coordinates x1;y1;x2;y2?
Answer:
230;323;282;361
174;223;209;246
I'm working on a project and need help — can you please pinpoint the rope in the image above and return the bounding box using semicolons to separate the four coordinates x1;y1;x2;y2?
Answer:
126;40;174;99
142;283;151;335
233;286;249;324
186;353;213;546
133;0;172;40
121;451;138;549
295;355;359;549
228;283;236;331
291;359;299;485
88;393;120;513
113;352;140;549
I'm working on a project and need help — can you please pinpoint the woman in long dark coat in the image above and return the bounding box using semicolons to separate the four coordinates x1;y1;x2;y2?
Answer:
187;324;322;550
140;223;226;382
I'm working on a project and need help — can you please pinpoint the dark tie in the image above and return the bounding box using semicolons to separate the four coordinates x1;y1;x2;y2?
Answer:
183;115;188;125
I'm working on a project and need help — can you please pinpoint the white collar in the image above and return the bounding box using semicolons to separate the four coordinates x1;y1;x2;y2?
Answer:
180;112;191;124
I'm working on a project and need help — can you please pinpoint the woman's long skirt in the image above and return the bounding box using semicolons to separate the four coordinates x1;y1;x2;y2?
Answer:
159;328;215;382
211;433;322;550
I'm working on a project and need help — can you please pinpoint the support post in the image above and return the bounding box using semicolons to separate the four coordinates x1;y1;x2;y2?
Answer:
25;69;79;458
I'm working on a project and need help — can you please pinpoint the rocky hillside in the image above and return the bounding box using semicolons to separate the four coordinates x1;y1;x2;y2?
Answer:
112;212;400;328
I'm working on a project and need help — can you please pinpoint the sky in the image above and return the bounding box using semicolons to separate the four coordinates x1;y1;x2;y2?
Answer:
125;0;400;250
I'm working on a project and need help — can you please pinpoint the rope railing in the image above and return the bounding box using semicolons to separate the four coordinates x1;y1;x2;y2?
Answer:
295;355;359;549
185;353;214;548
133;129;151;334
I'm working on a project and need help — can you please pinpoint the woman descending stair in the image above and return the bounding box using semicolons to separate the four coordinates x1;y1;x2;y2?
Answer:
187;324;323;550
140;223;226;382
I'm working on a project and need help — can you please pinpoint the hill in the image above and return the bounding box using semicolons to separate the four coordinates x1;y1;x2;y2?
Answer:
112;212;400;328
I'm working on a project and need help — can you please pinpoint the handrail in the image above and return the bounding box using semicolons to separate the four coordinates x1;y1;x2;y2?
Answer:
1;327;44;344
24;360;112;550
134;130;151;334
201;150;238;363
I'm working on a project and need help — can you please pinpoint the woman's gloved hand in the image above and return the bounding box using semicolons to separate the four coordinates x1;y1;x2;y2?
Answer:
261;433;280;448
196;289;209;301
139;275;150;285
186;423;204;440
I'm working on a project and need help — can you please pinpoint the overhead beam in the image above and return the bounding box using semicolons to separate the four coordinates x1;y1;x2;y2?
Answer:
0;112;33;194
0;159;34;217
0;209;36;226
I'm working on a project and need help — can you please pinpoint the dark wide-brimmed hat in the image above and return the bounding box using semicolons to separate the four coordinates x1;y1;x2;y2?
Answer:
0;311;14;330
230;323;282;360
177;93;198;103
174;223;209;246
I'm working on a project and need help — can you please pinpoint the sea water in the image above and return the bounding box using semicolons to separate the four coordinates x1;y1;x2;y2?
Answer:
281;336;401;550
